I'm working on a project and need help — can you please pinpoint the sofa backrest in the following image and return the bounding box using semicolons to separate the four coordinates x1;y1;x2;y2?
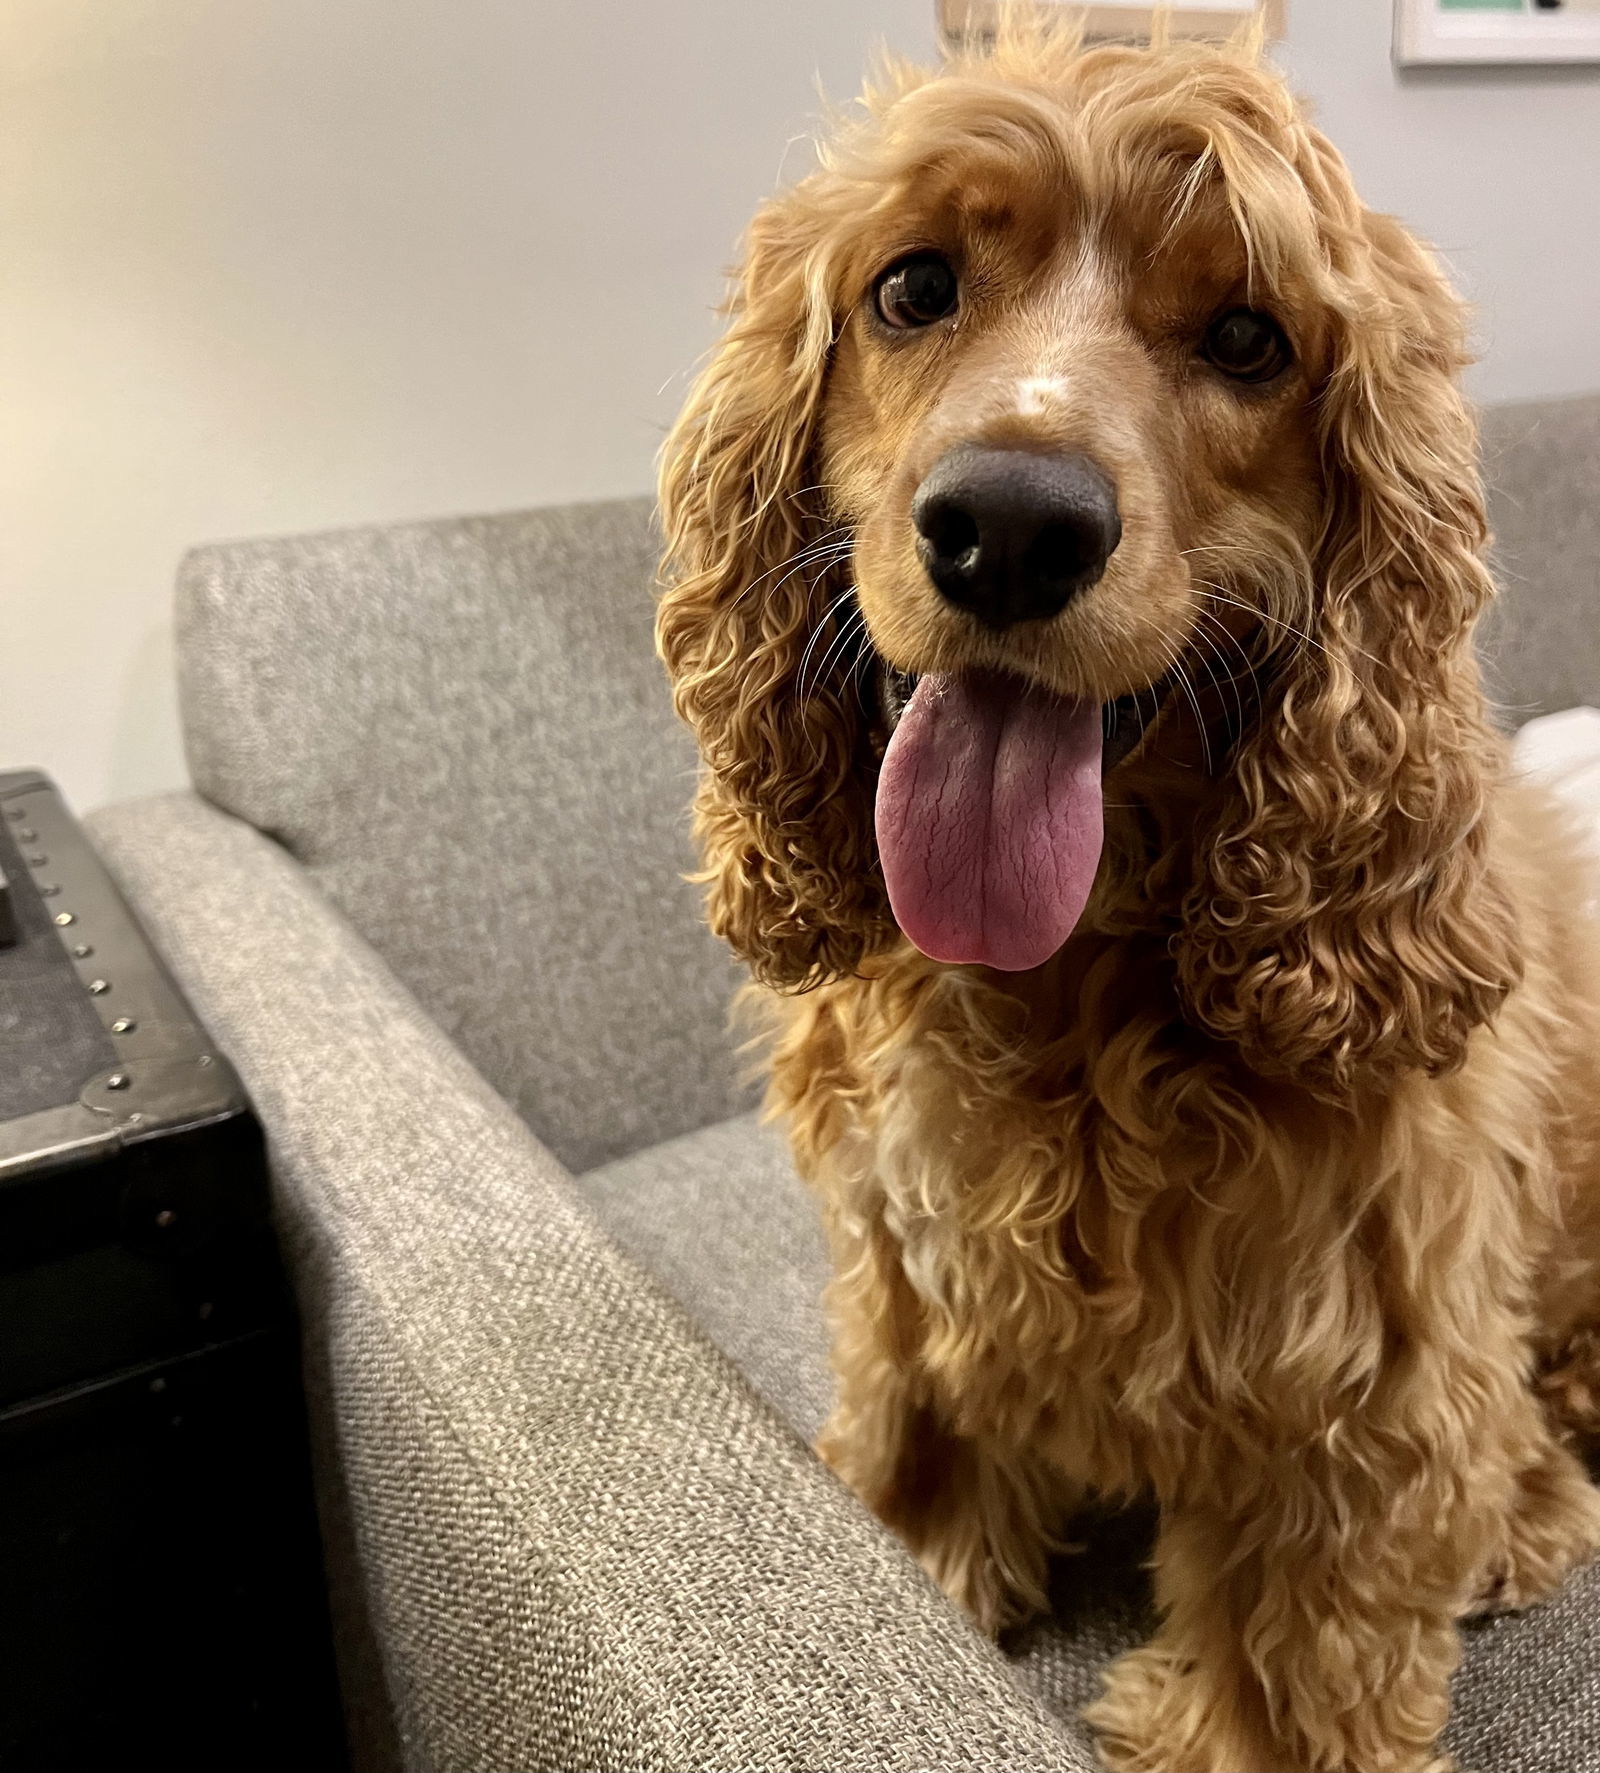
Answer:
175;396;1597;1168
177;498;749;1173
1481;391;1600;723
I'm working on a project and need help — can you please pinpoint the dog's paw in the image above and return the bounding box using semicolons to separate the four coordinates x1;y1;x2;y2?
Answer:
1085;1642;1456;1773
1085;1643;1187;1772
1085;1644;1280;1773
917;1534;1041;1636
1466;1450;1600;1617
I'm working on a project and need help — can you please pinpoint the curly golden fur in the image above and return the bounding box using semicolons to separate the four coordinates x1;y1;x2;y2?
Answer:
658;21;1600;1773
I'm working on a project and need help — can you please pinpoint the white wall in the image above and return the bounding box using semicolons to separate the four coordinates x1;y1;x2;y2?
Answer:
0;0;937;811
4;1;1597;812
1281;0;1600;405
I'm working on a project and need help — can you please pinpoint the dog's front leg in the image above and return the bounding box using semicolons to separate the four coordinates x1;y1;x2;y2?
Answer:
1085;1452;1470;1773
814;1230;1068;1633
819;1393;1068;1633
1082;1379;1590;1773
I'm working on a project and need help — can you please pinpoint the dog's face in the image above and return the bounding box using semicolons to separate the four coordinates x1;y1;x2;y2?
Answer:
659;31;1518;1095
819;112;1324;713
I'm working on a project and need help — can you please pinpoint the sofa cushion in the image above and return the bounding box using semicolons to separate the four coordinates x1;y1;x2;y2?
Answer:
577;1113;834;1442
581;1110;1600;1770
177;498;749;1171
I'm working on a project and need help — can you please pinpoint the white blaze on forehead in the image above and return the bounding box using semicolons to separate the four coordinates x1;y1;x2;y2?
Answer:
1007;239;1121;423
1016;374;1071;417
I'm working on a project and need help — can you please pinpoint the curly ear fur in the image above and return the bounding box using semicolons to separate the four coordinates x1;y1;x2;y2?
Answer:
1178;178;1522;1098
657;191;892;988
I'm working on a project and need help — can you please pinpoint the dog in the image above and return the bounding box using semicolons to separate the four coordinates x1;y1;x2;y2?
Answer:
656;20;1600;1773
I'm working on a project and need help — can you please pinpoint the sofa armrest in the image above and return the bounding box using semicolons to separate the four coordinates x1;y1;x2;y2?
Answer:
86;792;1088;1773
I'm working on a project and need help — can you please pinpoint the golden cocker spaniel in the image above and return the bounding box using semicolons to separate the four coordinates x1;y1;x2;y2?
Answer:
657;21;1600;1773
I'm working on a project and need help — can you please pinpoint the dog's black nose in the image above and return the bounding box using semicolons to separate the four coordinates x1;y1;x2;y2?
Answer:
912;446;1121;628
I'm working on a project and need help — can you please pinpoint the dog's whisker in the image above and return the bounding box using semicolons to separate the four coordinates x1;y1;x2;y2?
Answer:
795;585;863;705
1183;617;1247;744
1188;604;1260;686
1190;582;1388;675
727;529;855;612
799;598;869;712
793;592;856;700
733;542;855;637
1179;541;1282;564
800;602;869;767
806;605;868;703
1179;663;1215;776
763;533;852;576
830;609;873;693
1156;638;1215;776
1187;608;1264;740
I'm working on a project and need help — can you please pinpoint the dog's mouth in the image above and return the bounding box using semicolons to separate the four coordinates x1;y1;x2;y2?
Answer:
874;659;1165;973
880;663;1154;771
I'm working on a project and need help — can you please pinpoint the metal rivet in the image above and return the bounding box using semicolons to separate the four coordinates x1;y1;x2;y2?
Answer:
38;883;60;896
111;1017;136;1034
197;1301;213;1320
196;1054;212;1068
26;854;46;867
149;1376;167;1393
4;808;24;822
54;911;75;926
125;1112;144;1126
105;1072;130;1090
154;1208;176;1227
72;942;92;958
88;978;109;995
16;828;36;842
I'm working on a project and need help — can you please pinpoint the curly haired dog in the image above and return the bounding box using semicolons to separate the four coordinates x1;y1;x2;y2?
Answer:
656;21;1600;1773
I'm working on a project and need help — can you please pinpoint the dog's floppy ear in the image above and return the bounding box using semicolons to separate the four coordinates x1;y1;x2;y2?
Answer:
1177;201;1521;1099
657;188;891;988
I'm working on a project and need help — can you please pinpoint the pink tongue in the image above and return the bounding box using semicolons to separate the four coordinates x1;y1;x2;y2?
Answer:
875;671;1104;972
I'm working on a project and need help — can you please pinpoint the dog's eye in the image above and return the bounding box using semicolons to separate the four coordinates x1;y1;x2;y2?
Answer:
873;252;959;330
1202;308;1292;383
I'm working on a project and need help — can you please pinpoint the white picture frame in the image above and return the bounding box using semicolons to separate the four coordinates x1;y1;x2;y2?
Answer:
940;0;1284;48
1394;0;1600;67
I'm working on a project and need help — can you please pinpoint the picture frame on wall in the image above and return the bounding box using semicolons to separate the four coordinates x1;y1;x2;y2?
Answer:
1395;0;1600;66
939;0;1284;48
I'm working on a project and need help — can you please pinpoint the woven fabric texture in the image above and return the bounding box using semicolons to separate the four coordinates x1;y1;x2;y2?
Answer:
578;1113;836;1444
1481;391;1600;725
175;499;748;1173
87;791;1089;1773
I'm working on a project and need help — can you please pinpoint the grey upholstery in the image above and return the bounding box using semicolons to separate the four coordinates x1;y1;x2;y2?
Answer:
87;390;1600;1772
1482;391;1600;726
88;792;1086;1773
578;1113;836;1444
176;499;748;1172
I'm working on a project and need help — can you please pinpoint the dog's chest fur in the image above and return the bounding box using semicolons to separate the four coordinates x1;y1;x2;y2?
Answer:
767;950;1541;1503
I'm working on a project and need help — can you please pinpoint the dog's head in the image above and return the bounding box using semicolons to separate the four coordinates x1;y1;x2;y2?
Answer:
658;26;1518;1097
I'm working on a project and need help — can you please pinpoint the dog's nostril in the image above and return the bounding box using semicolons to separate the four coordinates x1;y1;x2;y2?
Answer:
920;503;981;574
1026;520;1094;587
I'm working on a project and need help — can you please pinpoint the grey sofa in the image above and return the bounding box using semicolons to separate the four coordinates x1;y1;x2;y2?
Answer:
88;391;1600;1773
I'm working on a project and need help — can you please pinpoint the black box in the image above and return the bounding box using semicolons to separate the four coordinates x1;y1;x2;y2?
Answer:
0;770;346;1769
